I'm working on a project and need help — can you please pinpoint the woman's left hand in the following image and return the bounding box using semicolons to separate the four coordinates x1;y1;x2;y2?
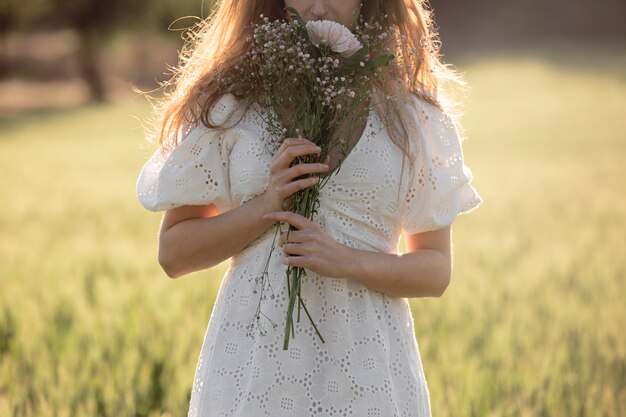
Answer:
262;211;352;279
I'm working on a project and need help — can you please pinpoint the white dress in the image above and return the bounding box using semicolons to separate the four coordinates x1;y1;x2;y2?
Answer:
136;92;483;417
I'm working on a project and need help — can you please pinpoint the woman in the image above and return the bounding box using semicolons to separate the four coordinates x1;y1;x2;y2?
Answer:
136;0;483;416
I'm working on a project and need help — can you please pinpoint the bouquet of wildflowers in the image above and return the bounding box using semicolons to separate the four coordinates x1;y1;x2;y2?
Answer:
225;8;396;350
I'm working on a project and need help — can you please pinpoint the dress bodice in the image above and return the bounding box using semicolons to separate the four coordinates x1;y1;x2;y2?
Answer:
136;92;483;256
135;92;484;417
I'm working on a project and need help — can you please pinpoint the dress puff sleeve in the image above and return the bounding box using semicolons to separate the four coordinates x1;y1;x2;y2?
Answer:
135;93;242;213
400;95;484;235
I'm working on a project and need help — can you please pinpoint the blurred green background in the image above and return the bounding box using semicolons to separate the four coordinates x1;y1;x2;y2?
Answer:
0;1;625;416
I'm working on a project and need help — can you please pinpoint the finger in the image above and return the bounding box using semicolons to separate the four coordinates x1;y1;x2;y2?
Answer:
281;196;293;211
275;143;322;170
275;137;314;156
282;176;321;196
281;242;308;256
284;162;329;182
279;230;306;245
282;254;311;268
274;137;318;161
263;211;314;230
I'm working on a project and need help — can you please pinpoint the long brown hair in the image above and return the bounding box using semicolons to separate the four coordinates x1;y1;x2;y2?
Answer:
134;0;468;167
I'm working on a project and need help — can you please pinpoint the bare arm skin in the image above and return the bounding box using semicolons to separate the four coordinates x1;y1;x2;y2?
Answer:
339;226;452;298
158;194;279;278
158;133;452;298
269;209;452;299
158;138;330;278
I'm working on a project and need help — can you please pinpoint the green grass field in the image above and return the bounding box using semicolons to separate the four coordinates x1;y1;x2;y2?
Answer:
1;41;625;416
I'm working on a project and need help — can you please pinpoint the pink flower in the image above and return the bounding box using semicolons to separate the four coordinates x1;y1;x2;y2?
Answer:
305;20;362;58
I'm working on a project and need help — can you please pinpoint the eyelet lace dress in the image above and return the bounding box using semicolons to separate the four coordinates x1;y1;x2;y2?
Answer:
136;92;483;417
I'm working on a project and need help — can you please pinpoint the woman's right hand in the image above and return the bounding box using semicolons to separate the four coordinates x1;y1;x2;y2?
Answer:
263;137;331;213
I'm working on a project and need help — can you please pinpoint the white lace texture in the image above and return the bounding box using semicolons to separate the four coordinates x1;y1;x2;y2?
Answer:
135;92;483;417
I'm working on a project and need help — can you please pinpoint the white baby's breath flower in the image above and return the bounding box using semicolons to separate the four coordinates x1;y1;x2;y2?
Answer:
305;20;362;58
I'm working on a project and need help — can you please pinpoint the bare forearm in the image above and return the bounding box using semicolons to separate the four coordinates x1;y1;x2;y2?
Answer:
342;247;450;298
159;193;278;278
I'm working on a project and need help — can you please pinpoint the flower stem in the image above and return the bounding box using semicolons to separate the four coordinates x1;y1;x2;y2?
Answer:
283;266;302;349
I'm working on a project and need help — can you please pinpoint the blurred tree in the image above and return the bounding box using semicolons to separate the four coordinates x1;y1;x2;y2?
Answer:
35;0;212;102
0;0;23;77
45;0;148;102
429;0;626;54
